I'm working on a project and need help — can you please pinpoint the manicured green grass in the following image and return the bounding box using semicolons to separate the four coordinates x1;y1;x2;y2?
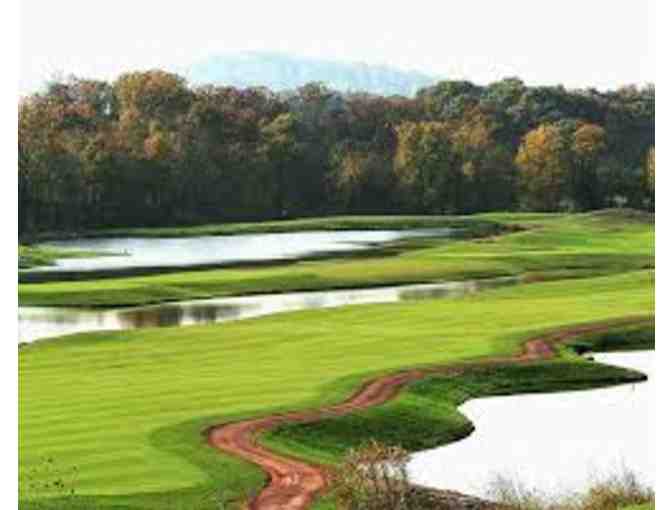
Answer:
264;323;654;466
19;211;654;307
267;359;649;467
20;270;654;509
29;215;503;240
263;323;654;510
18;245;111;270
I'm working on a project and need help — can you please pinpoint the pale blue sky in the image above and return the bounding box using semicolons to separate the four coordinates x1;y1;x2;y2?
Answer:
20;0;655;93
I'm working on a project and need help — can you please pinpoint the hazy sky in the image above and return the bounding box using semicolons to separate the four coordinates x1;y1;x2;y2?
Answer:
20;0;655;93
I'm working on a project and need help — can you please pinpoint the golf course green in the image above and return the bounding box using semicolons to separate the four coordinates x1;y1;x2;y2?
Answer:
19;211;654;510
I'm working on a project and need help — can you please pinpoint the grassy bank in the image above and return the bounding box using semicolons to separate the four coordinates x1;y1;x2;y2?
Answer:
19;270;654;509
19;211;653;307
18;245;110;270
265;344;652;467
568;323;657;354
262;323;653;509
25;215;505;241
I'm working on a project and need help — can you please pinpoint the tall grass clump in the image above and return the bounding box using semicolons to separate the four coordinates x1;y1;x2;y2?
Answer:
487;468;653;510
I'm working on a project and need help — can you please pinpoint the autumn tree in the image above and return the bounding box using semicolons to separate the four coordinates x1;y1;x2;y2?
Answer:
646;146;655;195
515;123;569;211
453;107;517;212
570;122;607;209
394;121;461;213
17;74;654;236
261;113;303;217
328;143;395;212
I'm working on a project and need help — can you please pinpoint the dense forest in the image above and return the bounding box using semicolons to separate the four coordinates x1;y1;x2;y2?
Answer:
18;72;654;234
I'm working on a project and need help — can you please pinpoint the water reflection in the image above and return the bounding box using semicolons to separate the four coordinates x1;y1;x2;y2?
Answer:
118;303;248;328
18;277;519;343
29;228;455;273
399;277;522;301
408;351;654;499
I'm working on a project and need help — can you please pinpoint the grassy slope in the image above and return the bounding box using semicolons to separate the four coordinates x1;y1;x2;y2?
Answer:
28;215;502;240
20;270;654;509
262;323;654;510
19;212;654;307
19;212;655;508
266;324;654;464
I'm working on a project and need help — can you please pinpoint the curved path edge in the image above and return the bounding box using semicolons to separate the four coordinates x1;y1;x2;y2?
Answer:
208;316;651;510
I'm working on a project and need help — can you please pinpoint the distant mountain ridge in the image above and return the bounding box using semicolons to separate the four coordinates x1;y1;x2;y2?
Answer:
187;52;438;96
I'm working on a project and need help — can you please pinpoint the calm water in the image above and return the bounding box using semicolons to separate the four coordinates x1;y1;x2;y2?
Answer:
32;229;454;272
408;351;654;498
18;277;519;343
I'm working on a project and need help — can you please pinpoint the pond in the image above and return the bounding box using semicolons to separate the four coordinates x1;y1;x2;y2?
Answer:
29;228;455;273
408;350;654;499
18;277;519;343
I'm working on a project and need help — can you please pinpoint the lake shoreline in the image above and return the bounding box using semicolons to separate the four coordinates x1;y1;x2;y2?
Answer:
216;319;651;510
19;214;507;242
19;276;523;343
408;349;654;498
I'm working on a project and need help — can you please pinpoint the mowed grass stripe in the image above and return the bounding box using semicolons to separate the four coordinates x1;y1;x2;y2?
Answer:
21;270;653;500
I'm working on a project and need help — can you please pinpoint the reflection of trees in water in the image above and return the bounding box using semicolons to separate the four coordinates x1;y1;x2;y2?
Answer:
190;304;242;322
118;304;246;329
21;277;526;343
399;278;518;302
399;283;474;301
119;307;184;328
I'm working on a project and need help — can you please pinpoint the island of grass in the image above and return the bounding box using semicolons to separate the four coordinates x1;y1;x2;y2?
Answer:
20;266;654;509
19;210;653;307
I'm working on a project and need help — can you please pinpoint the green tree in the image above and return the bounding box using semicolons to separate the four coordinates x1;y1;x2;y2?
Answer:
261;113;303;217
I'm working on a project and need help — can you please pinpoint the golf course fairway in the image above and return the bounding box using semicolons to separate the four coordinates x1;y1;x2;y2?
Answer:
19;211;654;509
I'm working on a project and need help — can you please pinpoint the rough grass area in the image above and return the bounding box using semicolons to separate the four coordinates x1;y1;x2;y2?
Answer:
487;468;653;510
19;270;653;509
19;211;654;307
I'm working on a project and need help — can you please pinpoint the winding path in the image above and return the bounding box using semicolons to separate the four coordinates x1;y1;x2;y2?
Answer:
207;317;648;510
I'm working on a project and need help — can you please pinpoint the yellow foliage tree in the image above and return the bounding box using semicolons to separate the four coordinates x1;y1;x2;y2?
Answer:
647;146;655;194
515;124;568;211
394;121;459;212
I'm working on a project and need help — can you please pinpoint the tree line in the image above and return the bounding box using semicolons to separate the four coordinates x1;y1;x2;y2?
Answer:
18;72;654;234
